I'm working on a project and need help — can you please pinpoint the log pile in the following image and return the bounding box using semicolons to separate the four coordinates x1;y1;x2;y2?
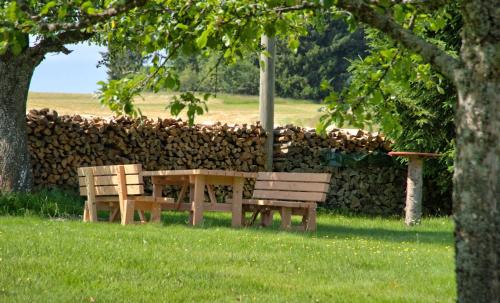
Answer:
27;109;266;197
273;125;391;171
272;125;406;215
26;109;406;215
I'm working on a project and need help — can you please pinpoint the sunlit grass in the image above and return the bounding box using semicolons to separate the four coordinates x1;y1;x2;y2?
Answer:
0;213;455;302
27;92;323;127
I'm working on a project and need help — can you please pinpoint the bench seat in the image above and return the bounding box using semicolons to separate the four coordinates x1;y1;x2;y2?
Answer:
243;172;331;231
79;164;174;225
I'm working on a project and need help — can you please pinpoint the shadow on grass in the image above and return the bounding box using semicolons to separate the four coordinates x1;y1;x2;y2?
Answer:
159;211;453;246
312;223;453;246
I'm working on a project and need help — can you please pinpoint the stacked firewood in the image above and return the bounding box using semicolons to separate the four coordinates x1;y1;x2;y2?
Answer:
273;126;391;171
26;109;266;191
26;109;406;215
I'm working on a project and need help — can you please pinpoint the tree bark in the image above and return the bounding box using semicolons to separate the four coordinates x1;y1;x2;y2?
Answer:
454;1;500;301
0;54;38;192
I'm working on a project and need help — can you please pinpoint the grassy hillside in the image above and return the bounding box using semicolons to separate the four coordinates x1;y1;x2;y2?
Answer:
27;92;323;127
0;213;455;302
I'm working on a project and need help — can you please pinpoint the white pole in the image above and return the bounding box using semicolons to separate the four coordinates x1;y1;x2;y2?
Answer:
259;35;276;171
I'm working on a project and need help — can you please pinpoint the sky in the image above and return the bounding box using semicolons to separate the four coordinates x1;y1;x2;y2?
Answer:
30;43;107;93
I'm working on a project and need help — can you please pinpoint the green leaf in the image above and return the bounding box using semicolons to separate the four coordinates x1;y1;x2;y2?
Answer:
57;6;68;18
41;2;57;15
196;27;211;49
0;41;8;55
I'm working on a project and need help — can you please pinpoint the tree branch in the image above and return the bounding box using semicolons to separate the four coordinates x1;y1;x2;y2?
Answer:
273;2;319;13
369;0;451;9
336;0;461;80
35;0;148;34
28;30;94;65
24;0;150;60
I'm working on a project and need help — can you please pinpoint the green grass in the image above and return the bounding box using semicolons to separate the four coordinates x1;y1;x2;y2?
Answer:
0;213;455;302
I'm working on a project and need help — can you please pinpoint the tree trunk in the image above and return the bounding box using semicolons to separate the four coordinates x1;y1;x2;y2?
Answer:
0;54;37;192
454;1;500;301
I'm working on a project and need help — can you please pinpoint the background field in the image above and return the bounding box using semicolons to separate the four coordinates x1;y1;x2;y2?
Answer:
27;92;323;127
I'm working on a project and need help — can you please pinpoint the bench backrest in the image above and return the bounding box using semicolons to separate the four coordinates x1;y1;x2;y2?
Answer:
78;164;144;197
252;172;331;203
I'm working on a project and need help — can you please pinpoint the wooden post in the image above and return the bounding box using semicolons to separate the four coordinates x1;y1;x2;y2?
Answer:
405;157;423;225
259;35;276;171
280;207;292;230
231;177;244;227
83;168;98;222
192;175;205;226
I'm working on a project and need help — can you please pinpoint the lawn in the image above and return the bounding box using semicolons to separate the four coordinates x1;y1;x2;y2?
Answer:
0;213;455;302
27;92;323;127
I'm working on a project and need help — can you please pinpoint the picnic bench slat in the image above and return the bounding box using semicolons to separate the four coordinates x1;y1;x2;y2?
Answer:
77;164;142;177
256;172;331;183
78;175;142;186
254;181;329;193
80;184;144;196
242;199;316;208
252;189;326;202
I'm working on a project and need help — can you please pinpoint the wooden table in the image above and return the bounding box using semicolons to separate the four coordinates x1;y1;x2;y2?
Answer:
388;152;440;225
142;169;257;227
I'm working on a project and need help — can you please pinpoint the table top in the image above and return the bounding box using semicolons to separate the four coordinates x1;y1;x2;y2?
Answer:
388;151;441;158
142;169;257;178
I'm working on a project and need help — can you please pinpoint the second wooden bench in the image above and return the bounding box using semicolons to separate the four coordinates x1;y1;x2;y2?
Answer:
242;172;331;231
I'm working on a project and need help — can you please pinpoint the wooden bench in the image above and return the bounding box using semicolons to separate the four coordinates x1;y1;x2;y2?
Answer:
78;164;174;225
242;172;331;231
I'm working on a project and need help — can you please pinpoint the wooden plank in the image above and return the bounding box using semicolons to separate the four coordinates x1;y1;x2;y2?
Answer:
78;164;142;177
78;174;142;186
177;183;189;203
254;181;329;193
94;196;120;203
257;172;331;183
116;165;128;220
83;168;98;222
305;206;317;232
231;177;244;227
261;210;274;227
192;175;205;226
207;184;217;205
150;175;190;185
252;190;326;202
80;185;144;196
162;202;232;212
280;207;292;230
142;169;257;178
121;200;134;225
242;199;316;208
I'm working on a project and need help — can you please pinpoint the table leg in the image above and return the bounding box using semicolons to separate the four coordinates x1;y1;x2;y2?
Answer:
152;177;163;198
405;158;423;225
192;175;205;226
232;177;244;227
188;183;195;224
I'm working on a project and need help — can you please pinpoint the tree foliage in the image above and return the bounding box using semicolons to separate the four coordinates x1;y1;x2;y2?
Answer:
168;15;366;101
318;3;461;214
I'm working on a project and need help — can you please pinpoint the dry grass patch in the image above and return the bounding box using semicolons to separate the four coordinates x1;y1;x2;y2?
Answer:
28;92;323;127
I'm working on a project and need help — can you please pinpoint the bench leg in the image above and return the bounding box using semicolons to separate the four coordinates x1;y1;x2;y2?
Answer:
83;201;90;222
109;207;120;222
121;200;134;225
303;206;317;232
261;210;274;227
138;210;147;223
151;204;162;223
280;207;292;230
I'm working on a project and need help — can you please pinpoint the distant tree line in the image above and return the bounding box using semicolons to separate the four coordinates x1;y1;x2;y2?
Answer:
100;17;367;101
173;17;366;101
